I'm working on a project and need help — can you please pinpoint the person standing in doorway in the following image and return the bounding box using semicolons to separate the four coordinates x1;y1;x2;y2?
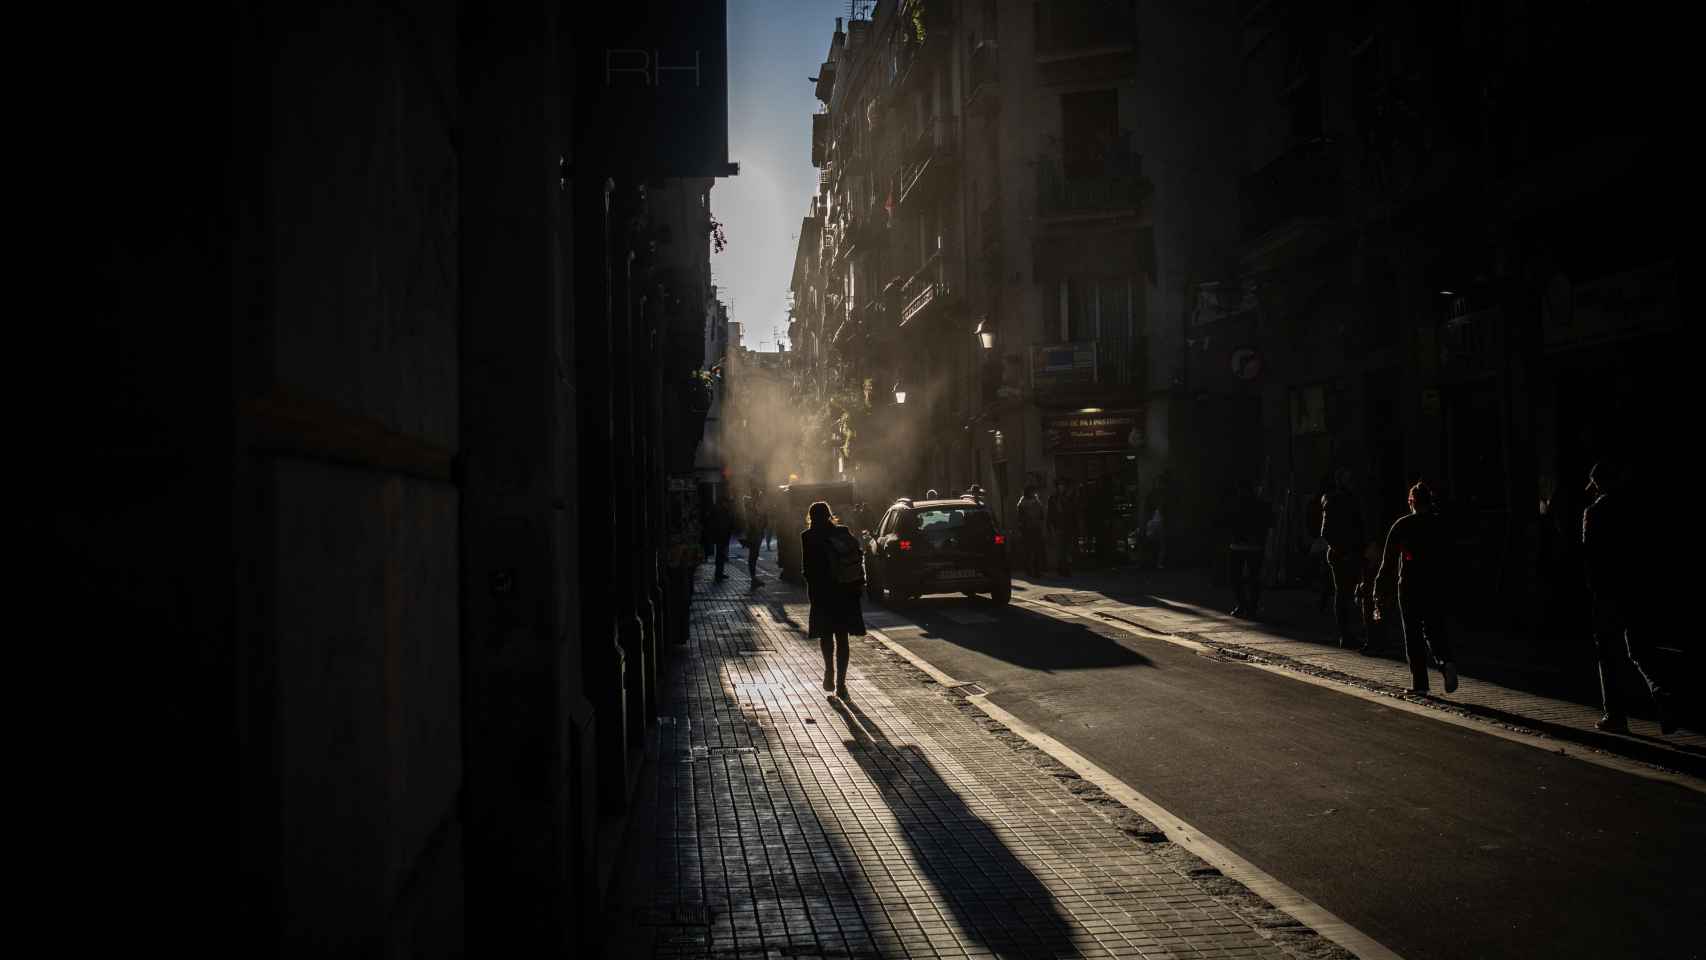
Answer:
1228;480;1272;617
1016;485;1047;579
1582;460;1676;734
801;501;867;699
1048;477;1080;576
1373;481;1458;695
1321;467;1367;648
1144;500;1166;570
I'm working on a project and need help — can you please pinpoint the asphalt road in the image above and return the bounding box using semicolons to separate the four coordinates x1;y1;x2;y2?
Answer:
868;590;1706;960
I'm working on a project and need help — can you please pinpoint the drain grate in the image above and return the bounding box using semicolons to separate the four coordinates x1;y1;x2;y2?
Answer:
949;681;987;696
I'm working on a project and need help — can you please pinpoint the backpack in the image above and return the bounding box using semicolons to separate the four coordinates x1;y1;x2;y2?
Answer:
824;527;865;584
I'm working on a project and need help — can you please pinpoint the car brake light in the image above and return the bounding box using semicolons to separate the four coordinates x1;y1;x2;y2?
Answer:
897;539;912;551
993;534;1005;545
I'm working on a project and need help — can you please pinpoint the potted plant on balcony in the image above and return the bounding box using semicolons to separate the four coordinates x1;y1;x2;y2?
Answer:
685;368;717;413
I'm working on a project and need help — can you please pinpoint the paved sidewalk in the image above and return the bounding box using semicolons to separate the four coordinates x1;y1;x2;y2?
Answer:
1005;567;1705;777
604;556;1351;959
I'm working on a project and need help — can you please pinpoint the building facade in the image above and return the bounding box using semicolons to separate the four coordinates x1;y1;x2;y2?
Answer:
788;0;1681;622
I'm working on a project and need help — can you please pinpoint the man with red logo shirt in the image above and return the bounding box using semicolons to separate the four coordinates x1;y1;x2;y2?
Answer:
1374;481;1458;696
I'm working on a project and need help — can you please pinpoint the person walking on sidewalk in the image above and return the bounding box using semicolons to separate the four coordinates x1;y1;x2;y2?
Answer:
1143;501;1166;570
1227;480;1272;617
709;489;734;581
1048;478;1080;576
801;501;866;699
1321;467;1367;648
742;482;768;585
1582;460;1677;734
1373;481;1458;695
1016;485;1047;578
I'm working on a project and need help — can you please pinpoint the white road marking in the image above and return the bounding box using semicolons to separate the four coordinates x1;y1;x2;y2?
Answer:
866;623;1405;960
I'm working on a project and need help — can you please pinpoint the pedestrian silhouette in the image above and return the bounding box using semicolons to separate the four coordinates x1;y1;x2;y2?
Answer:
1373;481;1458;695
1582;460;1678;734
801;501;866;699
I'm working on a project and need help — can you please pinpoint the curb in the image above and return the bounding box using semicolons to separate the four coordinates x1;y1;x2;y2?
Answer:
1013;594;1706;795
863;624;1382;960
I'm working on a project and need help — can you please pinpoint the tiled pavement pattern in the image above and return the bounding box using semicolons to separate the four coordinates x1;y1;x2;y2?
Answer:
631;557;1314;960
1007;570;1706;763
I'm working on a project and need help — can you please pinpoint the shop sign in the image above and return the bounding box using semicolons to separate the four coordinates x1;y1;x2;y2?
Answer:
1042;409;1145;453
574;0;735;178
1543;260;1675;351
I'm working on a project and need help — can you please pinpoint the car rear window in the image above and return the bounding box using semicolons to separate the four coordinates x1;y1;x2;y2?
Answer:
904;507;995;537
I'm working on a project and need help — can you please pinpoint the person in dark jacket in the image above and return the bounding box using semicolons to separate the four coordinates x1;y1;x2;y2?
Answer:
1582;460;1675;734
1373;481;1458;695
1321;467;1367;648
742;483;768;584
801;500;866;699
1047;478;1081;576
1227;480;1272;617
709;490;735;581
1016;485;1047;578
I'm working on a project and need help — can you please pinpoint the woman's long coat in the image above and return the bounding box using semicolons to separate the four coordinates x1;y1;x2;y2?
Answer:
800;525;867;639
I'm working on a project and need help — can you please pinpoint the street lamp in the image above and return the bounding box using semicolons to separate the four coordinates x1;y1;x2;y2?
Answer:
974;318;995;351
893;381;907;404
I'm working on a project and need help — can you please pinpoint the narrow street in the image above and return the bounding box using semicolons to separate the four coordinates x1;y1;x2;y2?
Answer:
866;580;1705;960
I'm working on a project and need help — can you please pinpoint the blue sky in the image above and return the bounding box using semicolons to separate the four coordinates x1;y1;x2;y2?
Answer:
714;0;852;352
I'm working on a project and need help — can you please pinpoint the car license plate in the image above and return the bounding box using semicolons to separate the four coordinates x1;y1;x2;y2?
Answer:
938;568;979;581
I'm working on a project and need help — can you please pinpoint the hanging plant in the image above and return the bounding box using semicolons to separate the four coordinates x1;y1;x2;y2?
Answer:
708;215;729;254
685;369;715;412
908;0;927;42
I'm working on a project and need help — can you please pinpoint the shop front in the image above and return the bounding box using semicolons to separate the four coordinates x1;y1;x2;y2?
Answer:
1042;408;1146;546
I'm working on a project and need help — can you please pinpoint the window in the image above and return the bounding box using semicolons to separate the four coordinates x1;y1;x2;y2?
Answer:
1060;275;1144;384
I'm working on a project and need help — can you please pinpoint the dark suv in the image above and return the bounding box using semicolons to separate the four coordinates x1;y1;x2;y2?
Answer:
864;497;1011;605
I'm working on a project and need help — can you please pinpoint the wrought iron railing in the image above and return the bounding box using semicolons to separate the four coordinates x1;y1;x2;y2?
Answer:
1037;148;1149;217
900;252;948;325
899;116;957;205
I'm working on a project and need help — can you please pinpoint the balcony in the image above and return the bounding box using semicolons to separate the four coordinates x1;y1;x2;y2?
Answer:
1239;139;1343;245
1037;148;1151;219
893;0;953;91
811;113;829;167
1036;0;1137;61
898;116;958;207
899;252;953;327
814;60;836;103
843;216;889;259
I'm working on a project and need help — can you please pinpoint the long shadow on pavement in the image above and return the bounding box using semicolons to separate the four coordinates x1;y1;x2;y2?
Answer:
830;695;1083;958
885;595;1153;673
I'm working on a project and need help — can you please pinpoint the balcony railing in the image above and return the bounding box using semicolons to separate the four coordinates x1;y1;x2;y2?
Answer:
1037;148;1150;218
1239;139;1343;242
1036;0;1136;59
898;116;957;206
900;252;950;326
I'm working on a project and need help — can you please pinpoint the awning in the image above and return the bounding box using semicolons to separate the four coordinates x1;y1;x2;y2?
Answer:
1033;225;1155;283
